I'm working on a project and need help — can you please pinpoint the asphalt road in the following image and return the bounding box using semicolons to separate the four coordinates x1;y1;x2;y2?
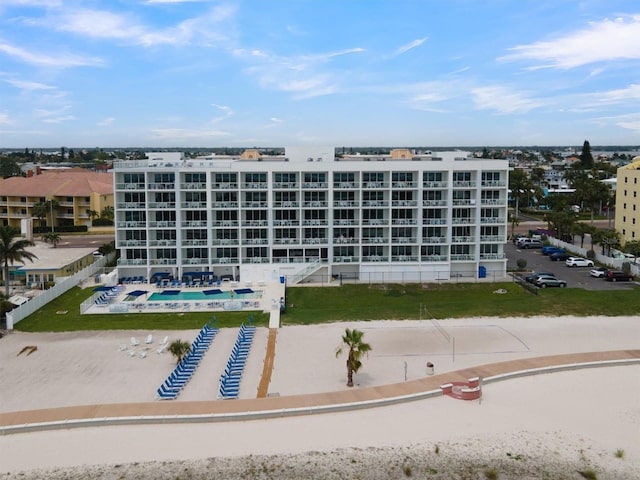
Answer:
505;241;635;291
56;234;114;249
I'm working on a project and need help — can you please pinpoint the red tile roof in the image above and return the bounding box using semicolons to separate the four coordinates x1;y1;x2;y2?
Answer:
0;170;113;197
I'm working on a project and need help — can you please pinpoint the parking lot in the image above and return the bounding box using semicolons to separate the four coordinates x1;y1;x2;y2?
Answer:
505;242;637;291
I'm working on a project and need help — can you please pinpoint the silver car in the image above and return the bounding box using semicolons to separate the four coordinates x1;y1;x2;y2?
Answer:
534;275;567;288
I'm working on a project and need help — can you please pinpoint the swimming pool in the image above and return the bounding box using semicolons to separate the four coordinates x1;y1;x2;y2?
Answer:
147;289;262;302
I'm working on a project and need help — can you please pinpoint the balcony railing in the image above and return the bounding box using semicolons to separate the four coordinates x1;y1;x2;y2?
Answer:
333;182;359;189
392;237;416;243
212;257;239;264
150;258;177;265
116;183;145;190
362;237;388;244
149;240;177;246
391;255;418;262
423;200;448;207
147;202;175;208
333;200;359;207
273;182;298;189
481;180;506;187
451;236;474;243
148;183;175;190
241;182;268;189
480;217;505;224
302;201;328;208
423;236;446;244
391;218;416;225
363;255;388;262
391;181;417;188
422;181;447;188
117;258;148;265
421;255;447;261
479;253;506;259
302;238;326;244
242;238;268;245
452;181;476;187
423;218;446;225
181;202;207;209
450;254;475;261
117;202;146;209
302;182;328;189
333;256;358;263
452;218;474;224
180;183;207;189
212;183;238;189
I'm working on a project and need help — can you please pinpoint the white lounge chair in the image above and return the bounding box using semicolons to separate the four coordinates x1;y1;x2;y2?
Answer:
139;351;147;359
160;335;169;346
128;350;137;358
130;337;139;346
145;334;153;344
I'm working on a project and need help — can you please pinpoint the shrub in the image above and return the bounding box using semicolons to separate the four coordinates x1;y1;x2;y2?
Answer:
516;259;527;271
621;262;631;275
586;249;596;259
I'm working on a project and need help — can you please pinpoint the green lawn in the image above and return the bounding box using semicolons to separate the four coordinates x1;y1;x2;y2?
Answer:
14;281;640;332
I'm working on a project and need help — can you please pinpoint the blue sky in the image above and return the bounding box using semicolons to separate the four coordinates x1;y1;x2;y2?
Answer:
1;0;639;148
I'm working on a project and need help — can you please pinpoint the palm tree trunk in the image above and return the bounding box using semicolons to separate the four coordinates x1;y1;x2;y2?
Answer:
3;262;9;297
346;361;353;387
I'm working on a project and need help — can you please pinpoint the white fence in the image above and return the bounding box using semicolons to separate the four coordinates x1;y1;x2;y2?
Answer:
546;238;640;276
6;253;115;330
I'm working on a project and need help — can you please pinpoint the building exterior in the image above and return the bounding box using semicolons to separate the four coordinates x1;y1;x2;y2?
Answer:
0;168;113;232
113;148;509;284
615;156;640;244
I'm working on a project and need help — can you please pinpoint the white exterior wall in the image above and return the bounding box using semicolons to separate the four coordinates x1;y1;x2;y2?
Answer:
113;149;508;283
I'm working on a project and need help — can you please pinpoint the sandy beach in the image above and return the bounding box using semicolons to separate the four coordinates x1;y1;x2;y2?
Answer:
1;315;639;478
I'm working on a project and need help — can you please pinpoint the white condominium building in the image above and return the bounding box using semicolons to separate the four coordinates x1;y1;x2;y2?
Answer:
113;147;509;284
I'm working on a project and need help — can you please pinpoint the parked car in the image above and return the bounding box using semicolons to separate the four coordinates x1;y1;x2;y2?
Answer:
520;239;543;249
542;246;565;256
534;275;567;288
513;235;528;245
565;257;594;267
590;267;609;278
549;252;571;262
525;271;555;283
605;271;634;282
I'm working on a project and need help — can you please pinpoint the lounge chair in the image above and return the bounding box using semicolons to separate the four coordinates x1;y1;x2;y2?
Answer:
160;335;169;345
130;337;139;346
145;334;153;344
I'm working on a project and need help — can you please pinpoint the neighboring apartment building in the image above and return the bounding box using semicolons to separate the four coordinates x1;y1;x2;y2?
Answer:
615;156;640;244
113;148;509;284
0;168;113;231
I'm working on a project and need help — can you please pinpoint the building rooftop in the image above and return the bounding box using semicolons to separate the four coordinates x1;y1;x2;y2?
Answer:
0;169;113;197
13;243;96;271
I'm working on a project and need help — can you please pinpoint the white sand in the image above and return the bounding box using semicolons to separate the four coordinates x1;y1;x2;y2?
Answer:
1;316;639;478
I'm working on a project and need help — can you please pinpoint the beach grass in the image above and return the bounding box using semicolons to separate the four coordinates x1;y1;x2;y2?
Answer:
13;281;640;332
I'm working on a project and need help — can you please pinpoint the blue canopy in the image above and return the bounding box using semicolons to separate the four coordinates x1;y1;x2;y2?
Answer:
203;289;223;295
160;290;180;295
128;290;148;297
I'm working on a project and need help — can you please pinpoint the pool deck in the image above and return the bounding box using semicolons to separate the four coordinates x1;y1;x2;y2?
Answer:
85;278;286;325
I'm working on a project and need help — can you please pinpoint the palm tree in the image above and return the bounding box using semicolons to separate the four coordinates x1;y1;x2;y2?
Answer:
167;339;191;364
335;328;372;387
41;232;62;248
508;212;520;241
32;199;59;232
0;226;37;296
100;206;114;221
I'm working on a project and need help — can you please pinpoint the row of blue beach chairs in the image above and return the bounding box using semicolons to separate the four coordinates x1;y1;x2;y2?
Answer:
94;285;125;305
119;276;146;284
218;323;256;399
156;323;219;400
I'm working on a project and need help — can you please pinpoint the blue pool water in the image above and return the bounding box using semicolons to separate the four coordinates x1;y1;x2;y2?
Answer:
147;290;261;301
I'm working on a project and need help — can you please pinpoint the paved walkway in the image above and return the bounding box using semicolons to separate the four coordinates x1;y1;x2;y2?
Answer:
2;349;639;433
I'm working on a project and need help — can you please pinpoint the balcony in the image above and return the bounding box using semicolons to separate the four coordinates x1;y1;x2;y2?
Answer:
481;199;504;205
212;183;238;190
211;239;238;245
423;218;446;225
423;236;445;244
363;237;388;244
150;258;177;265
479;253;506;260
148;183;175;190
391;200;418;207
391;181;417;188
334;236;357;244
181;239;208;246
117;202;146;209
452;218;474;225
302;201;328;208
302;182;327;189
362;182;388;189
212;257;239;264
333;256;359;263
242;220;268;227
452;181;476;188
480;217;505;224
451;236;474;243
242;238;268;245
361;219;387;226
333;200;359;207
273;201;299;208
147;202;175;209
184;258;208;264
362;200;388;207
241;201;268;208
118;240;146;247
450;254;475;261
118;221;147;228
117;258;148;265
391;255;418;262
181;202;207;209
241;182;268;189
273;238;299;245
480;235;504;242
481;180;506;187
391;218;416;225
302;219;327;226
116;183;146;190
423;200;448;207
272;182;298;189
242;257;270;264
421;255;447;262
333;219;358;226
212;202;238;209
180;183;206;190
392;237;416;244
179;221;205;227
333;182;359;189
363;255;388;262
302;238;326;245
149;240;177;247
422;181;447;188
213;220;239;227
452;199;476;206
273;220;299;226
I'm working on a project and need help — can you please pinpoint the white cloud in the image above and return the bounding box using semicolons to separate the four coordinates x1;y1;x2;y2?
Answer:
41;115;74;123
499;15;640;69
392;37;427;57
2;0;61;5
0;113;10;124
471;86;543;114
210;103;233;122
0;41;104;67
5;79;56;91
97;117;115;126
598;84;640;103
51;5;235;47
238;47;364;99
